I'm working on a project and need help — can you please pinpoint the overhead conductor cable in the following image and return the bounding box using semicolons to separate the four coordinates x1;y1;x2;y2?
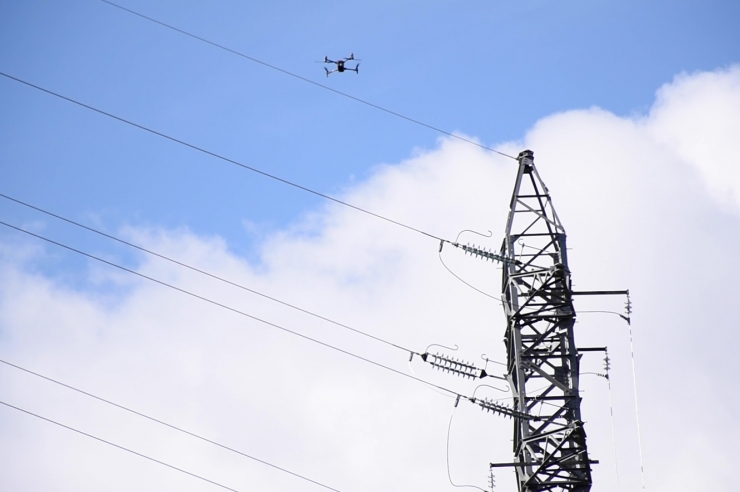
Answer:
0;71;443;243
0;400;244;492
0;71;515;265
0;219;467;400
0;192;413;355
0;358;342;492
99;0;516;160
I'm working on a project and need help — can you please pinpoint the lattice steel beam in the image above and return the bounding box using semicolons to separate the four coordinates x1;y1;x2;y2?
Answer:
499;150;594;491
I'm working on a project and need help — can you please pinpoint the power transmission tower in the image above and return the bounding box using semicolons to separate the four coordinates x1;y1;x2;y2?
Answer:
430;150;628;490
494;150;595;491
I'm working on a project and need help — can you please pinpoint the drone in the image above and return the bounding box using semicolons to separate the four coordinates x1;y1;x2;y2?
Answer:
323;53;360;76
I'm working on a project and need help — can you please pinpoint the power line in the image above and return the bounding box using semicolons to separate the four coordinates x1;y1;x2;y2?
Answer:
446;404;487;492
604;351;621;492
438;249;501;302
0;358;343;492
627;316;646;490
0;399;238;491
99;0;517;161
0;219;463;399
0;191;414;355
0;71;444;243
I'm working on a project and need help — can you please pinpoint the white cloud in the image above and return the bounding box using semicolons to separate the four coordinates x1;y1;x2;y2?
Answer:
646;65;740;212
1;65;739;491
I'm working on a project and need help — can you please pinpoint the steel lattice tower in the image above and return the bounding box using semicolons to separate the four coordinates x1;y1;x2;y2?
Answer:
498;150;594;491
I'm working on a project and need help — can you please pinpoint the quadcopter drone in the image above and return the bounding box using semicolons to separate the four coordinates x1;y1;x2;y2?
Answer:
323;53;360;76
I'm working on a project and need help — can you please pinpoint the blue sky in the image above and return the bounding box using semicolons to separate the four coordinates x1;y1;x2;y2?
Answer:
1;2;740;491
2;0;738;252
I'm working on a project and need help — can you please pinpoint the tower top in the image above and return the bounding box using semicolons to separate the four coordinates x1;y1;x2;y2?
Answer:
517;149;534;160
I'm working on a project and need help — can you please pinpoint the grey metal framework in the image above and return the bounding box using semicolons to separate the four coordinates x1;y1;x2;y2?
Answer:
498;150;593;491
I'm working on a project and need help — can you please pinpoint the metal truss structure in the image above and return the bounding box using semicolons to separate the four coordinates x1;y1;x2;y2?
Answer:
498;150;594;491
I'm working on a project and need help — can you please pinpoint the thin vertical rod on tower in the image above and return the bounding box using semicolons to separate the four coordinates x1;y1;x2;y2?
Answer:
499;150;593;491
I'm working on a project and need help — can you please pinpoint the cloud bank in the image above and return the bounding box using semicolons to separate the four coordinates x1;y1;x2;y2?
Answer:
1;65;739;492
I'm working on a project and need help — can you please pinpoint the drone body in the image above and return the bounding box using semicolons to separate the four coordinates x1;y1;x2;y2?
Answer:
324;53;360;76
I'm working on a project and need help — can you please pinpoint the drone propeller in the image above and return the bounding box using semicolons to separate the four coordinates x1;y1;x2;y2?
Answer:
318;55;362;63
